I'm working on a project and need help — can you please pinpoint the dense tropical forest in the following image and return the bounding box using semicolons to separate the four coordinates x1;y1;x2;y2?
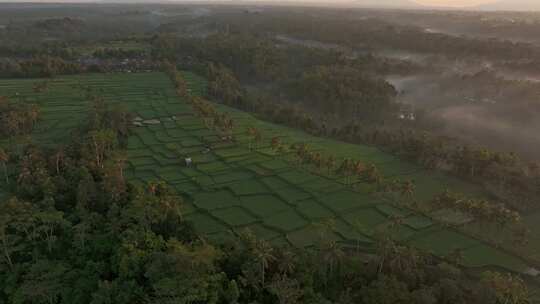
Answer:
2;2;540;303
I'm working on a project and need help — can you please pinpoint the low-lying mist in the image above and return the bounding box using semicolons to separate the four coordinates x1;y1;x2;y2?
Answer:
387;69;540;159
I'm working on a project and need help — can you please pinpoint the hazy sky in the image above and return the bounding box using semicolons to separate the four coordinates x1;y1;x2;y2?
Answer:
2;0;539;10
413;0;496;7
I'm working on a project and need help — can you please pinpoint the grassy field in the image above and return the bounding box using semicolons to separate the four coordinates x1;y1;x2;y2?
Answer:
0;72;533;274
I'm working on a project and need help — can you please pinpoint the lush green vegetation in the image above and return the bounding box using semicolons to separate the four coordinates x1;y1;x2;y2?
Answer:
3;4;540;302
0;71;533;272
0;70;534;303
150;32;540;217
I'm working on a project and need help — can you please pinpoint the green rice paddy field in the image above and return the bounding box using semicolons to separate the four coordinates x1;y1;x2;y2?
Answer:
1;72;538;275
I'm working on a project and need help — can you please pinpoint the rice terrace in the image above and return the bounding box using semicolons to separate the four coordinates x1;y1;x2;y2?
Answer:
2;70;538;279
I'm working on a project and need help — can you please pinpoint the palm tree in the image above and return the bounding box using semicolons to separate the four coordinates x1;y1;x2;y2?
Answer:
19;104;39;132
246;127;256;150
313;218;336;241
0;220;14;270
277;143;288;158
268;275;303;304
73;220;91;251
254;240;275;286
148;182;159;195
512;226;529;248
277;249;296;275
53;146;65;175
350;220;368;254
4;111;20;137
294;143;309;167
326;155;336;176
375;235;395;274
388;215;405;231
347;159;357;185
254;129;263;150
336;159;347;184
400;180;416;202
113;152;128;181
337;159;354;185
366;164;382;185
0;148;9;183
354;160;365;177
482;271;529;304
88;129;116;169
390;245;421;274
320;240;344;278
271;137;281;153
447;248;464;266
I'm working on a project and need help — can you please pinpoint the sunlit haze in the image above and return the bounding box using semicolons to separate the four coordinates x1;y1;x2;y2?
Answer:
413;0;497;7
4;0;539;12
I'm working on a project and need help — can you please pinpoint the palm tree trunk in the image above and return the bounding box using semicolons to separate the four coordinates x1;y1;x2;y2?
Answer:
47;226;53;253
378;256;385;274
80;231;86;250
261;261;265;286
56;156;60;175
2;162;8;183
329;260;333;277
2;237;13;270
119;165;124;181
93;138;100;168
175;205;183;222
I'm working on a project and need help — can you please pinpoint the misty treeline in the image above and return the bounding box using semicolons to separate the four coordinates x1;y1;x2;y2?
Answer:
0;70;530;304
198;8;540;64
371;9;540;46
0;56;83;78
150;32;540;215
152;33;399;122
391;69;540;161
167;62;528;251
203;7;540;162
0;44;79;59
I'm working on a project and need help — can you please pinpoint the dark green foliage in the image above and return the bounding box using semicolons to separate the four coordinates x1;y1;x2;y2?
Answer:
0;83;530;304
1;110;527;304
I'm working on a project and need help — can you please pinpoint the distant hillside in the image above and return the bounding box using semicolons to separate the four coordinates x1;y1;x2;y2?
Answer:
353;0;421;9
